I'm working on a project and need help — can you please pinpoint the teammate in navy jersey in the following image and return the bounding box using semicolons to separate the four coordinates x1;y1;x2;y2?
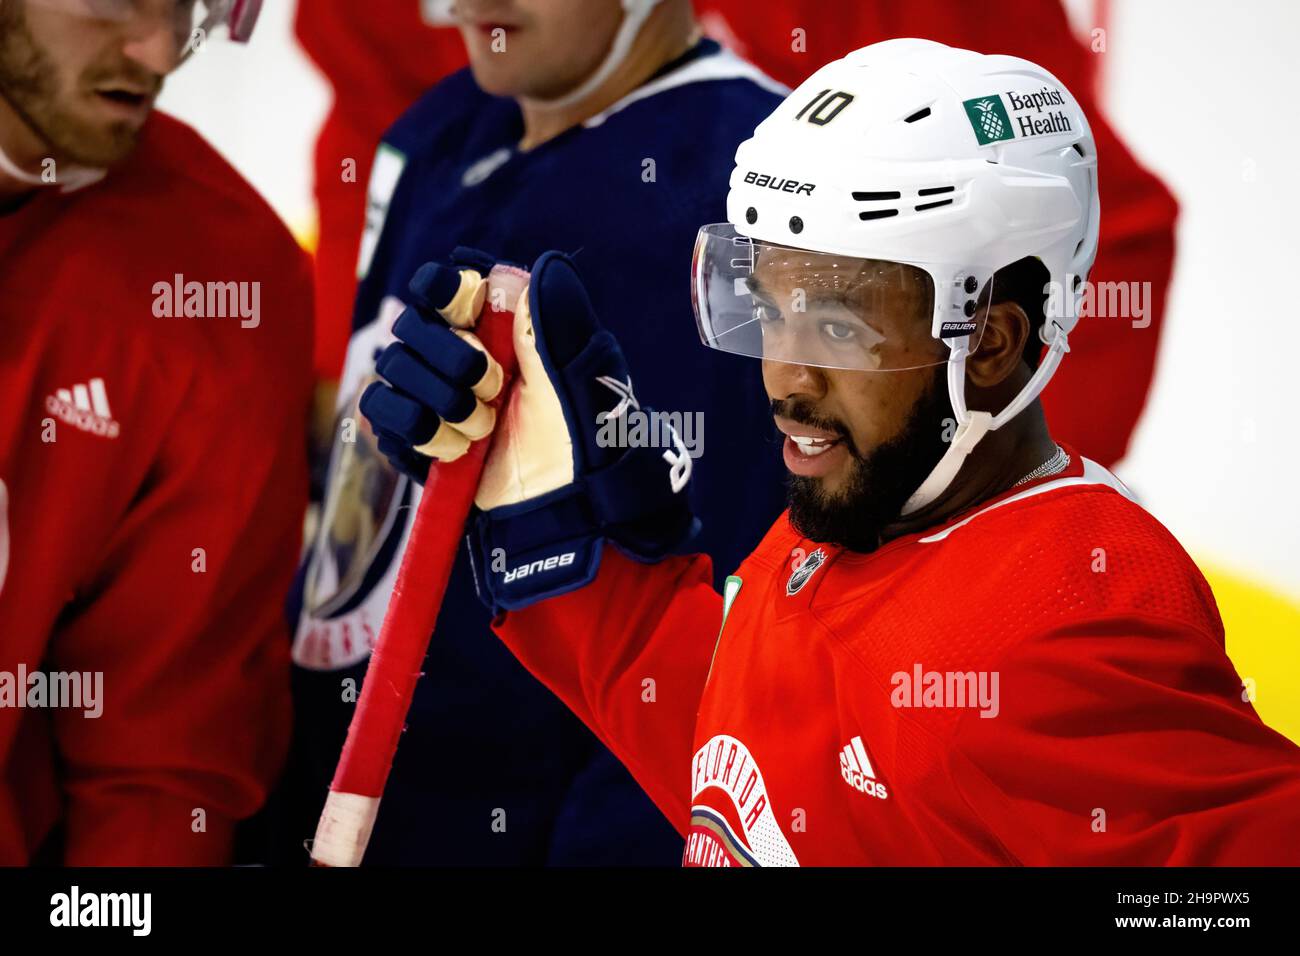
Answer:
281;0;788;864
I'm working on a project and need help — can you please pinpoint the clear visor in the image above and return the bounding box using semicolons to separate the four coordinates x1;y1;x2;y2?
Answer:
30;0;261;63
691;223;990;372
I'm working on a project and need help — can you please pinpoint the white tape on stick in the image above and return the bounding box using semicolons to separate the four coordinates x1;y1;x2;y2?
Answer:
311;791;381;867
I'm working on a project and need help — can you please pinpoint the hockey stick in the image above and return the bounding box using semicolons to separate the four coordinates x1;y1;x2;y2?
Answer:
309;268;523;867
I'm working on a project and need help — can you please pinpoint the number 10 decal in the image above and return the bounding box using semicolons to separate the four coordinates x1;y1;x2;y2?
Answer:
794;89;855;126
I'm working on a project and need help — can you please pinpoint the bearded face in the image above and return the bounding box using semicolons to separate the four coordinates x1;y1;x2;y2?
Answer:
0;1;169;169
775;363;950;553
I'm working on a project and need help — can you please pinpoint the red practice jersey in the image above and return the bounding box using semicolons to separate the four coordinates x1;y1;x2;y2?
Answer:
497;451;1300;865
299;0;1176;469
0;113;313;865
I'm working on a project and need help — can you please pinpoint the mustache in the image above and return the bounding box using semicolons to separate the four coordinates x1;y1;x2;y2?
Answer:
83;63;164;95
770;398;863;459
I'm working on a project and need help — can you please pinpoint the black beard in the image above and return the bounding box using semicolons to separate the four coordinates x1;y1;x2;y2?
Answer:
780;366;950;553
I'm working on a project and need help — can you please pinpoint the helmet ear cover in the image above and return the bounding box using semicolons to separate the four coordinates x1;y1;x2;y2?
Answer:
989;257;1052;371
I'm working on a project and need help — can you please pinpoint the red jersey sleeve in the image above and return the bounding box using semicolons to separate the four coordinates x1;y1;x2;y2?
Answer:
493;548;723;833
948;613;1300;865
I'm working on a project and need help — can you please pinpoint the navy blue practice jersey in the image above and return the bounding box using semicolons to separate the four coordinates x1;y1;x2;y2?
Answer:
284;41;789;865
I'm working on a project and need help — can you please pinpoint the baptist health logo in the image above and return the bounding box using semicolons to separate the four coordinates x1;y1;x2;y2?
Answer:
839;735;888;801
963;87;1071;146
966;96;1010;144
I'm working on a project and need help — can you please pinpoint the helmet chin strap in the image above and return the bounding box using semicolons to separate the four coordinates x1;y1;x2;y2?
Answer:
529;0;663;110
900;324;1070;515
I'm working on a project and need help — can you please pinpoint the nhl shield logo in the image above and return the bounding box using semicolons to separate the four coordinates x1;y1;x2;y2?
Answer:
786;547;826;596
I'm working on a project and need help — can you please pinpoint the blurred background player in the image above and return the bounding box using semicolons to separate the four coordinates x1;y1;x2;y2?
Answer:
282;0;789;865
0;0;312;865
298;0;1175;470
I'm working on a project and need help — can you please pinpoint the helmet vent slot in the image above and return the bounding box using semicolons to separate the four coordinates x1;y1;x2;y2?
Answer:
915;199;953;212
858;208;900;221
918;186;955;196
852;191;901;201
904;107;932;123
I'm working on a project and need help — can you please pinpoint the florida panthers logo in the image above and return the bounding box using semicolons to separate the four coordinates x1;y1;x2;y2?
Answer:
685;734;799;867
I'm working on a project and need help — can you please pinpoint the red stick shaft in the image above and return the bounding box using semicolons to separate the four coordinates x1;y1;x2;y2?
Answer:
328;435;492;797
317;290;518;857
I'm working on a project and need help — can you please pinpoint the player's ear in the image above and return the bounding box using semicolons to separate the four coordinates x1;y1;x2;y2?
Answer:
966;300;1030;388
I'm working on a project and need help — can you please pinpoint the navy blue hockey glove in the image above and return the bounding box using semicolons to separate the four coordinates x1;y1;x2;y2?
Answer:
360;247;515;484
360;249;698;613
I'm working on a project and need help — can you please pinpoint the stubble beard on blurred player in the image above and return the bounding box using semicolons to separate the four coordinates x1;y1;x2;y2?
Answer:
778;364;951;554
0;2;157;170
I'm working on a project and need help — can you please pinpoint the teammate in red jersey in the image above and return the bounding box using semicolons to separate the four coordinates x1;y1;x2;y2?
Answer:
0;0;311;865
363;40;1300;865
301;0;1174;469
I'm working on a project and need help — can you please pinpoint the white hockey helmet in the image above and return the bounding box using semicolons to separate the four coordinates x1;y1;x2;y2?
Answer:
692;38;1099;513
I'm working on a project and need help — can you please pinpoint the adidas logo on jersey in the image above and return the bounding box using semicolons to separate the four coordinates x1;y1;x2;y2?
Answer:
839;735;888;800
45;378;119;439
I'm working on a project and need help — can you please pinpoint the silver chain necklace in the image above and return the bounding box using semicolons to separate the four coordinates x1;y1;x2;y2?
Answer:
1015;444;1070;486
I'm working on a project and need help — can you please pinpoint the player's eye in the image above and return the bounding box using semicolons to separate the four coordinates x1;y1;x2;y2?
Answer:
754;301;783;324
821;321;858;342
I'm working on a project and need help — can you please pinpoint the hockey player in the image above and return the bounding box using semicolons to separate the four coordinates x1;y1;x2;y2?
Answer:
286;0;788;864
0;0;311;864
363;40;1300;865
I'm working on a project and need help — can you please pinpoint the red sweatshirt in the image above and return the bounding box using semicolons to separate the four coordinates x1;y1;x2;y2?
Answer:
0;113;313;865
496;453;1300;865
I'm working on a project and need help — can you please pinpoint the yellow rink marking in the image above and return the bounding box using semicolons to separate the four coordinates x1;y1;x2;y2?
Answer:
1202;561;1300;745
